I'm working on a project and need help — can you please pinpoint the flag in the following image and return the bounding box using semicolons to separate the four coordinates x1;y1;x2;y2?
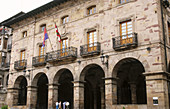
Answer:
42;27;49;47
55;24;61;43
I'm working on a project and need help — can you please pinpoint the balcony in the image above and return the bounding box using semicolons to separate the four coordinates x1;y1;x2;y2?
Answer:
0;62;10;71
14;60;27;70
32;55;46;67
7;44;12;51
46;47;77;62
112;33;138;51
80;42;101;57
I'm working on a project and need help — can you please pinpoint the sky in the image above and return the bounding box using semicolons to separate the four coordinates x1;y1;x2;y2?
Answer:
0;0;53;22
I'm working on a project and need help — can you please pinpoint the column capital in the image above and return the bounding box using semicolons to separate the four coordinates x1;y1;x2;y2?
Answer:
72;81;86;84
72;81;86;88
47;83;60;86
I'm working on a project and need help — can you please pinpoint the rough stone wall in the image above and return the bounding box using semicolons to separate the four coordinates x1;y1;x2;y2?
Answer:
6;0;170;109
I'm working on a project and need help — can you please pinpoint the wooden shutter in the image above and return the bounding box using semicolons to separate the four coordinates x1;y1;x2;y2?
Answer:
39;45;45;62
120;20;133;45
60;39;68;56
87;30;97;52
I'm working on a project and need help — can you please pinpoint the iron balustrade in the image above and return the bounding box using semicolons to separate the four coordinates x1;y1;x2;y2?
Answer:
80;42;101;57
14;59;27;70
112;33;138;50
46;47;77;62
32;55;46;66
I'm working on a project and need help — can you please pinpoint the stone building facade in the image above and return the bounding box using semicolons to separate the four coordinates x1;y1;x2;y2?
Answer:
0;0;170;109
0;26;12;106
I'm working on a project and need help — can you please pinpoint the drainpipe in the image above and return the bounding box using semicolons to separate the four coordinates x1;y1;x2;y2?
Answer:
160;0;168;72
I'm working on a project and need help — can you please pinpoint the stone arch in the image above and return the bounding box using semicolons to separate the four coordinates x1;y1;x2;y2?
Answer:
13;75;28;105
111;55;150;77
112;57;147;104
53;68;74;109
31;72;49;109
79;64;105;109
32;72;48;86
79;63;105;81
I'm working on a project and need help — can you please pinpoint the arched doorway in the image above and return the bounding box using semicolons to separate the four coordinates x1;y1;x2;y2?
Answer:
80;64;105;109
54;69;73;109
14;76;27;105
113;58;147;104
36;73;49;109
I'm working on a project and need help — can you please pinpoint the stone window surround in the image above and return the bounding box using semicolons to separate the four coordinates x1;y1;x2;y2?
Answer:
86;5;97;16
83;24;99;44
116;0;136;7
36;43;46;56
61;15;69;25
115;14;135;37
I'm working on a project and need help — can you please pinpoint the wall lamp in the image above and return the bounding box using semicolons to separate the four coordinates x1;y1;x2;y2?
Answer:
100;52;109;68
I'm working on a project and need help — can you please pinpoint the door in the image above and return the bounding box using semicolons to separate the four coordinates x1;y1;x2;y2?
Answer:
20;50;25;66
87;30;97;52
120;20;133;45
39;45;45;62
60;39;68;57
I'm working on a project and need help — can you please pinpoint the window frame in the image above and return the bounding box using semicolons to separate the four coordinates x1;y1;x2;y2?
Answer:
20;50;26;60
87;5;96;15
40;24;46;32
61;15;69;25
22;31;27;38
119;0;129;4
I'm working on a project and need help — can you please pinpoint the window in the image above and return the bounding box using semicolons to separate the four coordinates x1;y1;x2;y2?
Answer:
23;31;27;38
40;24;46;32
3;38;7;49
20;50;25;60
87;6;96;15
61;38;68;56
87;30;97;52
120;0;129;4
20;50;25;66
120;20;133;45
39;45;45;62
39;45;45;56
62;16;69;24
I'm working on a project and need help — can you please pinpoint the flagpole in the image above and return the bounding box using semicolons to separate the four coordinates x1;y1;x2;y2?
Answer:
48;36;54;51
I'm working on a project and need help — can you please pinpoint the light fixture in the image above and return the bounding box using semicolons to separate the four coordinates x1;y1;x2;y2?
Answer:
77;60;81;64
100;51;109;68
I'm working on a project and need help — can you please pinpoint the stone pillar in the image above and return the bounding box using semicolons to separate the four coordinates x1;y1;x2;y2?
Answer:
129;82;137;104
7;88;19;107
100;86;105;109
104;77;117;109
26;86;37;109
73;81;85;109
48;84;59;109
144;72;169;109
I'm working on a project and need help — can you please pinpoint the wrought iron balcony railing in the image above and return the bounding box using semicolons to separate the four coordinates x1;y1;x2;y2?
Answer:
112;33;138;51
0;62;10;70
80;42;101;57
32;55;46;66
14;59;27;70
46;47;77;62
